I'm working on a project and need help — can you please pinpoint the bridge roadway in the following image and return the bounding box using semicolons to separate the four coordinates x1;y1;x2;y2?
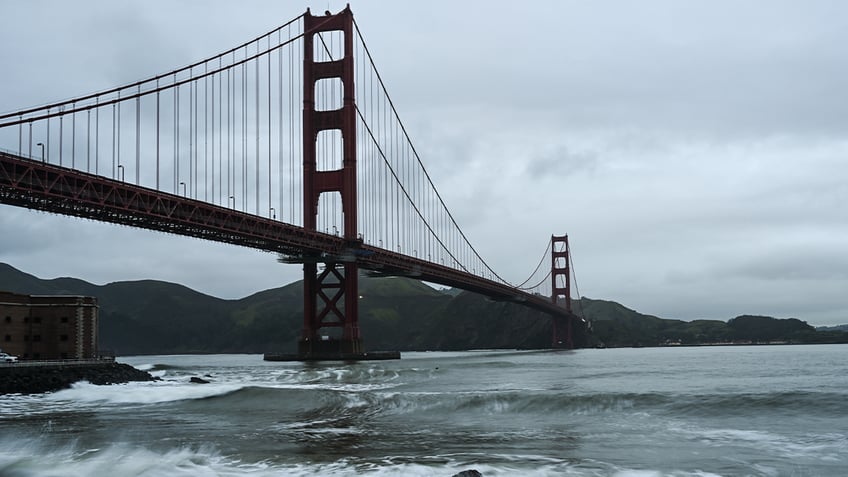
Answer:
0;151;578;320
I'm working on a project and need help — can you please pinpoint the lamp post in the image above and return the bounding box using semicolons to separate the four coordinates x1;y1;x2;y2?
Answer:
117;164;124;181
270;207;276;219
36;142;45;162
180;181;186;197
229;195;235;209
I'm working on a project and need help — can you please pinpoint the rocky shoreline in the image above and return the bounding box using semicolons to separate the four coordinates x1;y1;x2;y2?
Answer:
0;361;157;395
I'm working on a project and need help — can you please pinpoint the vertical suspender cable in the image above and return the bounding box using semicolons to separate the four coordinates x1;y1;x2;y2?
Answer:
205;64;209;201
95;100;100;174
227;65;231;204
267;36;272;218
86;109;91;172
116;94;121;177
176;84;180;192
156;83;160;190
218;58;223;205
71;104;77;168
112;103;116;180
136;85;141;184
189;79;194;196
59;115;63;166
242;59;247;210
194;76;198;198
288;32;295;223
71;111;76;168
278;31;284;220
255;42;260;215
46;111;50;163
209;64;215;205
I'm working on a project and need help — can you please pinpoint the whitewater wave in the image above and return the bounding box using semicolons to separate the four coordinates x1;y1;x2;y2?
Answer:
0;439;725;477
45;380;246;405
670;424;848;463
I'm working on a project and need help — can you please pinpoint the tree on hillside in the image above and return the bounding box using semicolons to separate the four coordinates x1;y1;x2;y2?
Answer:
727;315;814;341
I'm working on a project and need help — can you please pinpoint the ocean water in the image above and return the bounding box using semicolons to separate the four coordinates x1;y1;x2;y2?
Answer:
1;345;846;476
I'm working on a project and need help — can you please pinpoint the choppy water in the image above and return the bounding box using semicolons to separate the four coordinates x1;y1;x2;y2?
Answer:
1;345;846;476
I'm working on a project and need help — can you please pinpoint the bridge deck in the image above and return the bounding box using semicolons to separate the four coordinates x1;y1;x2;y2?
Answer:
0;151;578;320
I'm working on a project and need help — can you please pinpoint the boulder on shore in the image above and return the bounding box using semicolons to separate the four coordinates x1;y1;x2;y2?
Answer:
451;471;483;477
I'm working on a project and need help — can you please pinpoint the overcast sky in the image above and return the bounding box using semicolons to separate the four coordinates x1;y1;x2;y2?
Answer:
1;1;846;325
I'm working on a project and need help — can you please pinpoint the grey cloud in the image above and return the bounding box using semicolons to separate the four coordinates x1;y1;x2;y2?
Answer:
524;145;599;180
1;0;847;325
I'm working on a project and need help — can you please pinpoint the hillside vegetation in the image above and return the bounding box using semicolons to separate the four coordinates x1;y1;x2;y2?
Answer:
1;263;845;354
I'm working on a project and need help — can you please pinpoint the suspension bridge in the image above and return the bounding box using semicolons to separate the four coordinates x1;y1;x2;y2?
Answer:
0;7;584;360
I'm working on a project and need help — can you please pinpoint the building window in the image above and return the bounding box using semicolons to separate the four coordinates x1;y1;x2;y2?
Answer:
4;335;10;342
24;335;29;342
61;317;69;323
33;335;41;342
23;317;29;323
60;353;68;359
34;316;42;324
60;335;69;342
4;316;10;323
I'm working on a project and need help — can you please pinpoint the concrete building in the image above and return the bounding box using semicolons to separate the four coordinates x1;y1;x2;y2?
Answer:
0;291;99;360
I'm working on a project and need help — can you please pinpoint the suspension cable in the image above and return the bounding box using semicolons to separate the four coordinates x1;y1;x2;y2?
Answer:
0;14;307;121
515;237;553;289
521;269;554;292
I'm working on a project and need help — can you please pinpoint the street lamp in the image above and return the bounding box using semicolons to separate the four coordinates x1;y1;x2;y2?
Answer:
117;164;125;181
36;142;45;162
229;195;235;209
269;207;276;219
179;181;186;196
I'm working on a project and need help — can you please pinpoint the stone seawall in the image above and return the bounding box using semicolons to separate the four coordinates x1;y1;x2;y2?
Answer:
0;361;156;395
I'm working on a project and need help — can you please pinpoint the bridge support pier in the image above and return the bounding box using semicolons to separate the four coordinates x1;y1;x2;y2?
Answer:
552;315;574;349
298;260;364;358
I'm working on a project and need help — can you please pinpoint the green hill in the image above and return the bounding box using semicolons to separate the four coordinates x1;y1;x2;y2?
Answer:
581;298;844;347
1;263;844;353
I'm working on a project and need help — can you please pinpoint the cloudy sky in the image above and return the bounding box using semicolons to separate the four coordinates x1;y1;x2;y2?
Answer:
1;1;846;325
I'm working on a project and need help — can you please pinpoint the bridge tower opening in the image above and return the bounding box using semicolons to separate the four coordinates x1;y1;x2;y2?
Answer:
299;6;363;358
551;234;574;349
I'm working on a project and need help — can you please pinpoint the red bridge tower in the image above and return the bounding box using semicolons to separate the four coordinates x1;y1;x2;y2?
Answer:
299;7;362;358
551;235;574;348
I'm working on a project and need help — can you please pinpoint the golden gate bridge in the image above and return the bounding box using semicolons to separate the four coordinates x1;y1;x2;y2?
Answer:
0;7;584;360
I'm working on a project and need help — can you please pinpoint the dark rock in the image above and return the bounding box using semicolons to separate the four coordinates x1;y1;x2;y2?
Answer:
451;471;483;477
0;362;156;395
190;376;210;384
